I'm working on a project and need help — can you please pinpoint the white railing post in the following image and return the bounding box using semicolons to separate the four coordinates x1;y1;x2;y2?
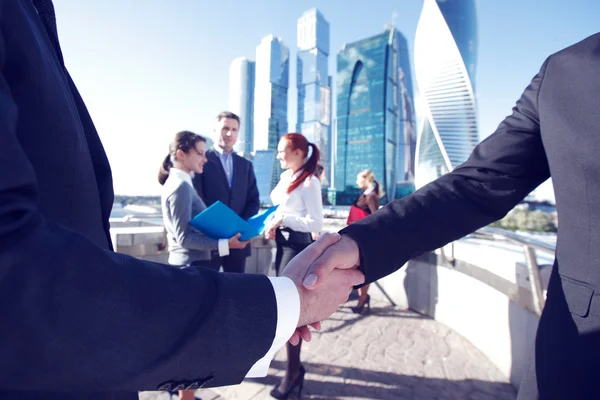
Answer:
524;245;546;316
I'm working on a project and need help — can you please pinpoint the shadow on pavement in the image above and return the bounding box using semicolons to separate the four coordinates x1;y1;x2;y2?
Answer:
248;360;516;400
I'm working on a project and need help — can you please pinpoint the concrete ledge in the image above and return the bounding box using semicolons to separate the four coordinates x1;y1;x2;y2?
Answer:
110;226;276;273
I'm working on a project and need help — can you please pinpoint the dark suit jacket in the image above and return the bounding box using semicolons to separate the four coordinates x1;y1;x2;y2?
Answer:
342;33;600;399
192;150;260;256
0;1;276;399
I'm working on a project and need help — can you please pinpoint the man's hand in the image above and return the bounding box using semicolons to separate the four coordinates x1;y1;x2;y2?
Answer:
282;233;364;345
301;234;361;290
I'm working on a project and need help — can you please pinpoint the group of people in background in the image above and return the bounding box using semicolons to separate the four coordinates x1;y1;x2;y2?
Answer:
157;110;382;399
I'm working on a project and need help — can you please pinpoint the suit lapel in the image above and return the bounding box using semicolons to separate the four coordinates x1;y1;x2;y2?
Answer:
230;153;247;205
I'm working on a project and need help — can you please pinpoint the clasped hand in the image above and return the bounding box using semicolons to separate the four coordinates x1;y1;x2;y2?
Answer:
281;232;363;345
264;215;283;240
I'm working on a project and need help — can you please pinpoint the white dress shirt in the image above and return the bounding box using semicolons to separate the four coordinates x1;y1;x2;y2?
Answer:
270;169;324;233
246;169;325;376
212;144;234;187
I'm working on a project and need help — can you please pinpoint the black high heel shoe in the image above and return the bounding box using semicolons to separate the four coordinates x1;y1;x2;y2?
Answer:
351;294;371;314
270;364;305;399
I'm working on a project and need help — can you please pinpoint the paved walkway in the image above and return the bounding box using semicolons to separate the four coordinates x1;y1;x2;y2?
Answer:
140;296;516;400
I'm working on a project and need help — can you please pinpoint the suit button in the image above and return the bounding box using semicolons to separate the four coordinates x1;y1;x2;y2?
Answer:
157;382;173;391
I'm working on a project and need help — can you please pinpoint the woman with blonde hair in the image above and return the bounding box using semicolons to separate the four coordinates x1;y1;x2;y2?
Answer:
346;169;382;314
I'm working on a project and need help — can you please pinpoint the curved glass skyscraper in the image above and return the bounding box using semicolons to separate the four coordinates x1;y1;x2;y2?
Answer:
335;27;415;205
414;0;478;189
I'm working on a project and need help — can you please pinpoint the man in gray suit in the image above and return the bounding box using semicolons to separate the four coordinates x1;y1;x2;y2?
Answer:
0;1;364;399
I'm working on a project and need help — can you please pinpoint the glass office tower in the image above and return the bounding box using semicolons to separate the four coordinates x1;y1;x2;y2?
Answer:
296;9;332;187
335;27;415;205
228;57;255;156
254;35;289;152
252;149;278;205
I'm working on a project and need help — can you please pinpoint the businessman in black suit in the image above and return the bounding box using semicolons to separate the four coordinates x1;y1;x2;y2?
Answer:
0;1;364;399
293;33;600;399
192;111;260;273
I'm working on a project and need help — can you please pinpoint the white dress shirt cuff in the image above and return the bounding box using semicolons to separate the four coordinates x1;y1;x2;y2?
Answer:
245;277;300;377
217;239;230;257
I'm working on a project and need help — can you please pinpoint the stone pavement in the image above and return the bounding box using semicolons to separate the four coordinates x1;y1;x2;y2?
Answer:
140;295;516;400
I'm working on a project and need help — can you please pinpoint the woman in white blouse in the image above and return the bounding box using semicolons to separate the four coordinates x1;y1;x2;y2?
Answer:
265;133;323;399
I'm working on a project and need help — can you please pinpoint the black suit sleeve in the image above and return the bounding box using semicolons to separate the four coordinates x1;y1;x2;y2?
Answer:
341;58;552;284
241;161;260;220
0;28;276;391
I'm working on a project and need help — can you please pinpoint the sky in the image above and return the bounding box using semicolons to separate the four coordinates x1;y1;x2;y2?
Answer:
53;0;600;198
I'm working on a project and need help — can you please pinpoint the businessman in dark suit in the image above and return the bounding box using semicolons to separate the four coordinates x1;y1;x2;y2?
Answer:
192;111;260;273
293;33;600;399
0;1;364;399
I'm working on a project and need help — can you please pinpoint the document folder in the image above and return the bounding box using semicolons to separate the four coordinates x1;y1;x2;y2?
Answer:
189;201;279;241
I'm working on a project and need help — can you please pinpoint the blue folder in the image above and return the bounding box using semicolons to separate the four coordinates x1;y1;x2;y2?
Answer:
189;201;279;241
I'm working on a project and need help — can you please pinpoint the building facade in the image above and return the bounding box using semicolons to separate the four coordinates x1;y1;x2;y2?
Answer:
228;57;255;156
395;35;417;199
253;35;289;152
335;27;415;205
252;149;279;205
296;9;332;187
414;0;479;189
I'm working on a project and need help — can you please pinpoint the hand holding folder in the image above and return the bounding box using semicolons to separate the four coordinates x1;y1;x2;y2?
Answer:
189;201;279;241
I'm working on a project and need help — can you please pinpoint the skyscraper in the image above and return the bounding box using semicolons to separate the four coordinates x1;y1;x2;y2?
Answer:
253;35;289;152
396;35;417;199
252;149;278;205
335;27;415;205
414;0;479;188
296;9;331;187
228;57;255;156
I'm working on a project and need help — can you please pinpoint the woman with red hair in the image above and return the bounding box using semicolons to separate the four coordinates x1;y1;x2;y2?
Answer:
265;133;324;399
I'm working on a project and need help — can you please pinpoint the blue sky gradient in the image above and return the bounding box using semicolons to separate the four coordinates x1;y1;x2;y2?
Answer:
54;0;599;196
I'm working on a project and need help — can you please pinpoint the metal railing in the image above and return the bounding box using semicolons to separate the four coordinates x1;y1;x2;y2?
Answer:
445;226;555;316
111;213;163;225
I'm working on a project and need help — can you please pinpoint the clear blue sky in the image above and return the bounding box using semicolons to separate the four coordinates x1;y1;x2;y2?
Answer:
54;0;599;196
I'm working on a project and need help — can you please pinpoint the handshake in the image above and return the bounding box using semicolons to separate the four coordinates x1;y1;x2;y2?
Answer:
280;233;364;345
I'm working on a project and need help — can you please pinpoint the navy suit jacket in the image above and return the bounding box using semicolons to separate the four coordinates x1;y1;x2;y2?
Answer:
342;33;600;399
0;1;276;399
192;150;260;256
